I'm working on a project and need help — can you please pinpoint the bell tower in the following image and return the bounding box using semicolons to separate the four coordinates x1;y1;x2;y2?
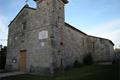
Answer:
34;0;68;25
34;0;68;71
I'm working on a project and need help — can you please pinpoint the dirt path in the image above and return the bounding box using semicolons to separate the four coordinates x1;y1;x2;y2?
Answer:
0;72;26;78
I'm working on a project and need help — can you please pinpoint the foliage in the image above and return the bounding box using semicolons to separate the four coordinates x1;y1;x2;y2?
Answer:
83;54;93;65
73;60;83;68
0;47;7;69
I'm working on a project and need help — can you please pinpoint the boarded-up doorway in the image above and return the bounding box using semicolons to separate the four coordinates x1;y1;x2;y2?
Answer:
19;50;27;72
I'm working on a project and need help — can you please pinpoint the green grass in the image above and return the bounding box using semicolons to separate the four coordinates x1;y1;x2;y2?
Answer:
3;64;119;80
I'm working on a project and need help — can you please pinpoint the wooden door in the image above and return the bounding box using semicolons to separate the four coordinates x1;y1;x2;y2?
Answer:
19;50;27;72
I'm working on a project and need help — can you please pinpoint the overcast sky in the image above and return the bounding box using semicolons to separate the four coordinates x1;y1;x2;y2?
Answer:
0;0;120;48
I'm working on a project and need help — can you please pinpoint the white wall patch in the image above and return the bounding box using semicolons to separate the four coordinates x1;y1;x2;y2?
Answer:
41;42;45;47
39;30;48;40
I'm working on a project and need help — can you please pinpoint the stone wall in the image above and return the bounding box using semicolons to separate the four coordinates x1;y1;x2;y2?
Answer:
6;7;30;71
6;0;114;74
87;36;114;63
6;0;67;73
26;7;53;73
6;6;53;73
62;23;88;67
59;23;114;68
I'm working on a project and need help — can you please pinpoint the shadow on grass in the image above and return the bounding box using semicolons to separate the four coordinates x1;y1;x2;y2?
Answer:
1;63;119;80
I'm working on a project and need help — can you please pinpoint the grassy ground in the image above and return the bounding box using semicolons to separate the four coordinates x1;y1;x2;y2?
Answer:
2;64;119;80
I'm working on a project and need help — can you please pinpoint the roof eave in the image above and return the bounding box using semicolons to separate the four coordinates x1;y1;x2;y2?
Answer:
8;5;36;27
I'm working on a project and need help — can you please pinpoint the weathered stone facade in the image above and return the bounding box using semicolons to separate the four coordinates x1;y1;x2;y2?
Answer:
6;0;114;73
87;36;114;63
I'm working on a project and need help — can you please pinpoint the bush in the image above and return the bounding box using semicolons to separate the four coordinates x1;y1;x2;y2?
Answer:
83;54;93;65
112;59;119;65
73;60;83;68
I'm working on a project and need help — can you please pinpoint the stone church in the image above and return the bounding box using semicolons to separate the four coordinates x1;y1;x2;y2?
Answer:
6;0;114;73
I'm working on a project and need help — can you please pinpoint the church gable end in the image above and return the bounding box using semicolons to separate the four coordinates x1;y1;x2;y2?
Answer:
6;0;114;74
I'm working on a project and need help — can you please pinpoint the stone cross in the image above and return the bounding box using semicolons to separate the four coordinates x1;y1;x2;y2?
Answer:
25;0;29;4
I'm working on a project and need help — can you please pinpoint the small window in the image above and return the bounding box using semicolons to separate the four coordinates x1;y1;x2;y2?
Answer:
22;22;26;30
60;42;63;46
